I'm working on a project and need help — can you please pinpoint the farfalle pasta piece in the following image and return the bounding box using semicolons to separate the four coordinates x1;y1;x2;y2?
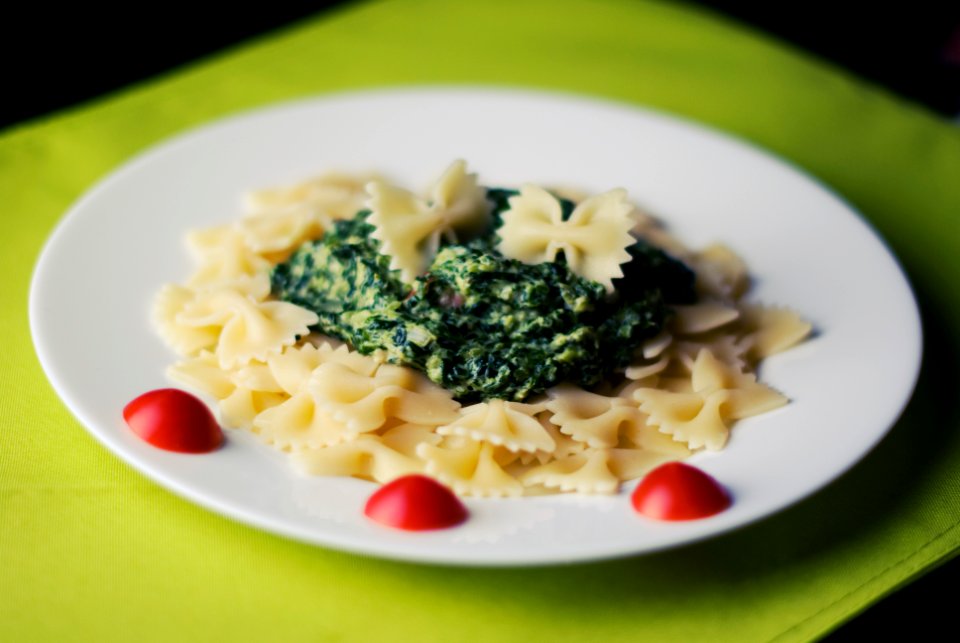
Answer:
417;439;523;498
546;384;640;449
613;378;650;403
167;351;286;429
309;362;459;434
739;304;813;359
365;181;437;282
243;171;375;222
153;275;272;359
618;412;691;457
671;301;740;335
256;344;386;449
691;243;750;300
436;399;553;453
518;416;587;466
238;207;323;259
266;344;327;396
290;435;424;483
266;342;380;398
220;392;287;430
166;350;234;399
366;160;488;282
496;185;635;292
252;387;355;450
232;360;283;394
607;447;686;482
690;349;787;419
624;354;671;382
671;334;752;373
428;159;489;239
379;424;443;459
641;331;673;359
176;289;318;369
316;342;382;377
659;376;695;393
186;225;272;287
153;285;221;356
520;450;620;494
634;388;731;451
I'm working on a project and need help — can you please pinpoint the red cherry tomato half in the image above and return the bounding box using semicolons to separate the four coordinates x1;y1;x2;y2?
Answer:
364;475;468;531
631;462;731;521
123;388;223;453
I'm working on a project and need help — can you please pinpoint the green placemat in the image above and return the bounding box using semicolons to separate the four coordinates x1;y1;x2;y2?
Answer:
4;1;960;641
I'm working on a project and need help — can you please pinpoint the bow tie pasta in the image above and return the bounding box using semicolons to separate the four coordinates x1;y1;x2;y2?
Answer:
154;160;811;497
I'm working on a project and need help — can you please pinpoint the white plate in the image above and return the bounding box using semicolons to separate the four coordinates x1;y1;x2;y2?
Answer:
30;87;921;565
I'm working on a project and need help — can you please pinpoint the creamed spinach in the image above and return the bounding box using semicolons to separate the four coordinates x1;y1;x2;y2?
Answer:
271;189;695;401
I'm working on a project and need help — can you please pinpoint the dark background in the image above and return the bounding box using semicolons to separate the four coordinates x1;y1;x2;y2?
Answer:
5;2;959;639
2;2;959;129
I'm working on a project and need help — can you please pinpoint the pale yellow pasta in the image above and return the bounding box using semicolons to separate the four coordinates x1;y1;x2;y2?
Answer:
167;351;286;429
690;349;787;419
232;361;283;394
658;376;696;393
614;378;659;402
243;171;377;222
496;185;636;292
238;207;322;259
308;362;460;434
153;285;221;356
316;342;382;377
520;450;620;494
176;289;318;369
152;163;812;499
219;389;288;431
691;243;750;300
291;435;425;484
436;399;553;453
618;408;678;447
186;225;272;287
671;335;752;373
255;342;395;448
624;354;671;381
640;331;673;359
166;350;236;399
379;424;443;459
365;181;439;282
253;392;355;450
266;342;381;398
426;159;489;239
671;301;740;334
418;439;524;498
266;344;327;396
634;388;731;451
607;447;685;482
366;160;488;282
153;274;278;359
518;416;587;466
546;384;641;449
739;304;813;359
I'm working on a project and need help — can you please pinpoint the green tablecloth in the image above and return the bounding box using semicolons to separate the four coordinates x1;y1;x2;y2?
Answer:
4;1;960;640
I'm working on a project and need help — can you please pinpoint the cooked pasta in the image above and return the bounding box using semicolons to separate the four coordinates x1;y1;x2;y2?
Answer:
152;161;811;496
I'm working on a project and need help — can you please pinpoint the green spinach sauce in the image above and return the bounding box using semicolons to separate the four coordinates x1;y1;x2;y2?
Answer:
271;188;695;401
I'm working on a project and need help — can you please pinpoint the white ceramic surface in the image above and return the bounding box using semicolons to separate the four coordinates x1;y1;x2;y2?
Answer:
30;87;922;565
